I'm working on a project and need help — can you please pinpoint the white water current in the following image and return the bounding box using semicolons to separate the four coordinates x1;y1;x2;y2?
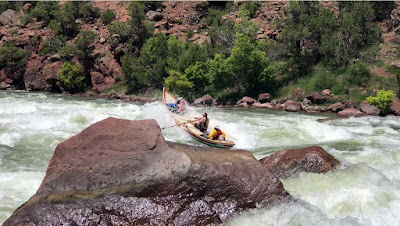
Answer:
1;91;400;225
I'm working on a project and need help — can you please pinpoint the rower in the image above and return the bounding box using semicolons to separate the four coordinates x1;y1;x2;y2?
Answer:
193;113;209;132
208;125;225;140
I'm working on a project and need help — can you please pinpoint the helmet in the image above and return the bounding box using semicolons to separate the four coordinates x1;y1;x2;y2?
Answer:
214;125;219;130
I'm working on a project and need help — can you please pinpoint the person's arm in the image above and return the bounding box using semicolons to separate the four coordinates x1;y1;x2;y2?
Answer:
222;131;226;140
208;130;216;138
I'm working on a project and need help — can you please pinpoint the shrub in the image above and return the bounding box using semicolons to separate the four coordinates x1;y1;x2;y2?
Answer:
39;36;66;56
30;1;59;25
186;29;194;41
20;13;34;26
366;89;394;111
57;62;85;93
164;70;194;98
0;43;30;71
73;30;99;61
346;61;371;86
79;3;100;22
58;45;80;61
100;9;116;25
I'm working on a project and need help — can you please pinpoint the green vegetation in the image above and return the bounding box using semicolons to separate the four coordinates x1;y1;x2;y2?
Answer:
0;43;30;71
367;89;394;112
39;36;66;56
1;0;398;102
101;9;116;25
57;62;85;93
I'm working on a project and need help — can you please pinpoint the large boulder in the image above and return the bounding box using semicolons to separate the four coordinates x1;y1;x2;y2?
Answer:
284;100;301;112
192;94;216;106
390;101;400;115
360;100;380;116
259;146;340;179
258;93;272;103
305;92;323;104
42;61;62;92
329;102;344;113
237;96;256;105
5;118;288;225
23;54;46;91
337;108;367;118
0;9;18;26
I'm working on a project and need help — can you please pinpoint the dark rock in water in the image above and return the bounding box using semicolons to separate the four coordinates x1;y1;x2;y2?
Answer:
360;100;380;116
4;118;288;225
192;94;216;106
259;146;340;179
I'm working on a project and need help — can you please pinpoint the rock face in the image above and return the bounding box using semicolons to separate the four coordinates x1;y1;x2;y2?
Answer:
360;100;381;116
192;94;216;106
259;146;340;179
5;118;288;225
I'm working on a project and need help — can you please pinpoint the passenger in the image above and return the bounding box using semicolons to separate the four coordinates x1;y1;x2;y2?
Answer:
194;113;209;132
176;97;186;113
208;125;225;140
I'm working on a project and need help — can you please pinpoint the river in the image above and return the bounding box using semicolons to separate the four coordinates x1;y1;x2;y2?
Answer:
1;90;400;225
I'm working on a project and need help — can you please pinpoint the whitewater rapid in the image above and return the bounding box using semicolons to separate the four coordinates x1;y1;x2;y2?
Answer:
1;91;400;225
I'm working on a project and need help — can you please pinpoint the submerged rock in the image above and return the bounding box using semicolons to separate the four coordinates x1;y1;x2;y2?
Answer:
259;146;340;179
5;118;288;225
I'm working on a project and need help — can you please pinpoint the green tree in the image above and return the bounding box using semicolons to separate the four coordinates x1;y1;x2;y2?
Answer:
177;43;208;73
101;9;116;25
31;1;59;25
121;54;147;93
140;33;168;87
185;61;211;94
206;53;233;90
128;2;151;47
226;33;274;95
49;2;80;37
164;70;193;97
0;43;30;71
166;35;185;72
57;62;85;93
73;30;99;62
79;2;100;22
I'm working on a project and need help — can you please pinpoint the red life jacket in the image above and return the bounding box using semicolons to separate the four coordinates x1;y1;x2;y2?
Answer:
213;129;223;140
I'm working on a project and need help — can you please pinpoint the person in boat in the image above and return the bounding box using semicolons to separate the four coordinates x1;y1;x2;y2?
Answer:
193;112;209;132
208;125;225;140
176;97;186;113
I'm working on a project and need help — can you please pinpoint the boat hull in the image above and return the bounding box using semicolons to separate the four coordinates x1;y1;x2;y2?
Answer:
163;88;235;149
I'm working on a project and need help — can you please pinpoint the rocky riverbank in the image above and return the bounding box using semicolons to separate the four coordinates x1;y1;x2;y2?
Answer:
4;117;339;225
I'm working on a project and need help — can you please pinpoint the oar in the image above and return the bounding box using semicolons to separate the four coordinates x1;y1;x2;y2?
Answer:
161;119;198;130
226;134;238;141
